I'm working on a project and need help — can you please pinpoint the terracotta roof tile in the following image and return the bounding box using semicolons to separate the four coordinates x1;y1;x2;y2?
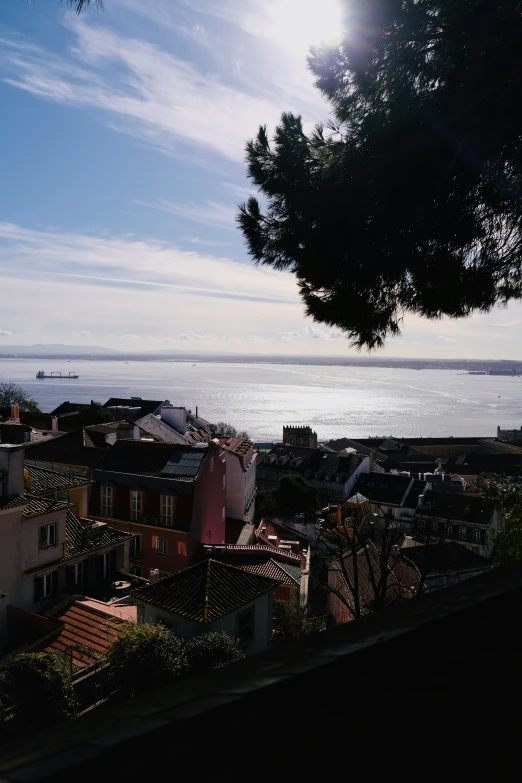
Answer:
133;559;279;623
23;496;71;519
0;494;26;511
24;429;109;468
24;464;92;496
42;601;124;669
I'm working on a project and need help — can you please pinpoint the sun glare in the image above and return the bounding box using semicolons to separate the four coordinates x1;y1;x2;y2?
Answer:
268;0;344;58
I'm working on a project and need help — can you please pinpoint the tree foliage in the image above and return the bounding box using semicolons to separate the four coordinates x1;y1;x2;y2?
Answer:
272;600;324;645
0;653;77;726
30;0;103;13
209;422;249;439
484;478;522;566
183;631;244;674
105;622;187;697
76;401;116;428
320;504;406;620
0;381;40;413
238;0;522;349
106;624;244;698
257;474;318;519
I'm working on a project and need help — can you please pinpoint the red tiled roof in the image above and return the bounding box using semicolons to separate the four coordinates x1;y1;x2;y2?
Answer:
256;520;308;568
42;601;125;669
0;494;26;512
212;543;302;566
133;559;279;623
218;437;253;456
329;542;405;617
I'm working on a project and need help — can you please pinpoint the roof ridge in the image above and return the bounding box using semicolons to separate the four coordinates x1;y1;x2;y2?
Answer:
203;558;212;623
269;558;301;585
207;558;281;586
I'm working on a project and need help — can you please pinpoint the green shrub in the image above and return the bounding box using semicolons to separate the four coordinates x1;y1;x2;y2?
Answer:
184;631;244;674
106;622;187;697
272;600;324;645
0;653;77;726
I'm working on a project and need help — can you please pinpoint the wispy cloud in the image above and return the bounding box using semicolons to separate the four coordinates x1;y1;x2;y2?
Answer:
437;335;457;343
0;222;298;306
177;330;216;340
0;330;12;336
224;183;257;200
179;236;229;247
137;199;236;229
304;325;344;340
118;334;141;340
278;330;301;340
0;20;288;164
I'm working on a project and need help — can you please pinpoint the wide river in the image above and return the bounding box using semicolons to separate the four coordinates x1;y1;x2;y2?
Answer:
1;358;521;442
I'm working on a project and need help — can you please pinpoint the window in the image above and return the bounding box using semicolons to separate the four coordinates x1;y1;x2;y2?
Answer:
130;490;142;522
473;528;481;543
130;534;142;558
430;521;438;535
101;486;113;517
418;519;425;531
157;538;169;556
160;494;174;527
99;551;112;580
130;565;143;578
66;561;84;591
459;526;468;541
39;522;57;550
34;571;57;601
236;607;254;647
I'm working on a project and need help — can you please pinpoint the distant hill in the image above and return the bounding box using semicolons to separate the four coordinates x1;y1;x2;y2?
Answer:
0;344;121;356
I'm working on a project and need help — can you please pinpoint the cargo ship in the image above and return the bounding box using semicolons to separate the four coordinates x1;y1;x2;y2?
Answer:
36;371;79;379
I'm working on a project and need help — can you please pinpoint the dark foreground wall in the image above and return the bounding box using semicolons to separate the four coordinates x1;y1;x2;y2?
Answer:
2;562;522;781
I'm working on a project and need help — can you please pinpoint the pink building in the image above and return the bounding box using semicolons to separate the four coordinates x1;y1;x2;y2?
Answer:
217;437;257;523
91;440;227;578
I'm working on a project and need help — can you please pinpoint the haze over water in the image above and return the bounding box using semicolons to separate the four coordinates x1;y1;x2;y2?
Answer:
1;358;521;442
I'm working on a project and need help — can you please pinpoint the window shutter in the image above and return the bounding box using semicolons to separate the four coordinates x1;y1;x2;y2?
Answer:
152;536;158;550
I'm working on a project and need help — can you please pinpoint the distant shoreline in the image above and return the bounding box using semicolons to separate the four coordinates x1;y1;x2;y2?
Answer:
2;353;522;373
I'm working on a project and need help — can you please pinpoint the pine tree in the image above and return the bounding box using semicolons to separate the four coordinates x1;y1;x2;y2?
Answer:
238;0;522;349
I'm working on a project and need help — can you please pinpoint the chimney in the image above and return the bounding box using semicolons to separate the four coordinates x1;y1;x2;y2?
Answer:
10;403;20;423
0;444;24;497
51;416;59;436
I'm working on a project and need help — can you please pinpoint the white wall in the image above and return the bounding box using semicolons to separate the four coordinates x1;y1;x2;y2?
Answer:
159;406;187;434
137;591;274;656
136;413;188;444
222;450;245;521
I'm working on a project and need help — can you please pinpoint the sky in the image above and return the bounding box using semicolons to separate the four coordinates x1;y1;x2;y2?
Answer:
1;0;522;359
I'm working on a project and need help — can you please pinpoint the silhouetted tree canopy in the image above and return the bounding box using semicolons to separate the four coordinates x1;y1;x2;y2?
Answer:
0;381;40;413
29;0;103;13
238;0;522;349
76;401;115;428
209;422;250;439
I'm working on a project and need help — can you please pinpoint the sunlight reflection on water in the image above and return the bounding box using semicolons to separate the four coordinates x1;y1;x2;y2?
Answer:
2;359;521;441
